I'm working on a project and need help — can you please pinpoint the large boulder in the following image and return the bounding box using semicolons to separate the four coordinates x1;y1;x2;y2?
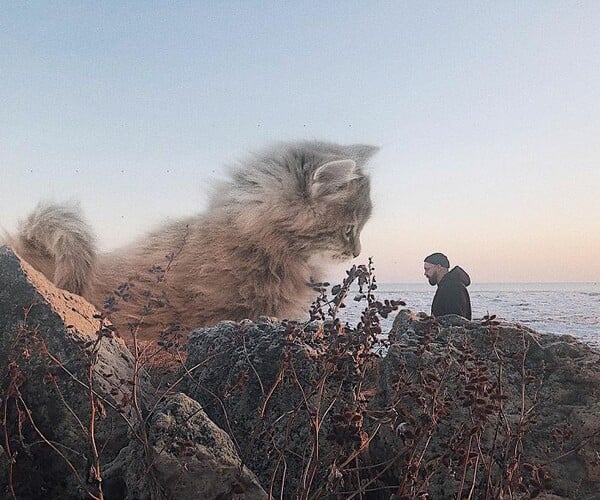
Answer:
372;310;600;498
0;246;266;500
183;311;600;499
183;318;373;498
0;246;145;499
103;392;267;499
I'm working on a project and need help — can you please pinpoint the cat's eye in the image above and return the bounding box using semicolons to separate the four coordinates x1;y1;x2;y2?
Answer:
344;225;354;239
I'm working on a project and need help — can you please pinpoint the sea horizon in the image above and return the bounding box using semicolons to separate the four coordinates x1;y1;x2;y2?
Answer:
340;281;599;347
349;282;600;293
377;281;599;286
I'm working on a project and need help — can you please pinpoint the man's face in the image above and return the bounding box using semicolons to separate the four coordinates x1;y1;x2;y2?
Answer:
424;262;442;286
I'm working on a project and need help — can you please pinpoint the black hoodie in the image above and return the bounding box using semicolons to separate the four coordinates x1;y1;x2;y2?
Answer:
431;266;472;320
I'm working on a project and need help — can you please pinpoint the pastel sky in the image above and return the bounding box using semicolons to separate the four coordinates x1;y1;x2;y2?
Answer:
1;2;599;283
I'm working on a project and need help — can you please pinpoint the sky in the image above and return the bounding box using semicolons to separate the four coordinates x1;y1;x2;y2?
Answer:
1;1;599;283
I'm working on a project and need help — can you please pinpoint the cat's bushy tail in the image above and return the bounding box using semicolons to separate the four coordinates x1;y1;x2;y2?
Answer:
9;202;97;295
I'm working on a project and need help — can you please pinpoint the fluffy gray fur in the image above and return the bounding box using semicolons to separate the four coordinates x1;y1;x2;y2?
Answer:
5;202;96;295
6;140;376;340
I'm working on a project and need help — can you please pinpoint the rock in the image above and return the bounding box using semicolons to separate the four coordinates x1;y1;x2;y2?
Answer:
0;445;8;490
183;318;364;497
0;246;149;499
373;310;600;498
103;392;267;499
183;311;600;499
0;246;267;499
4;242;598;499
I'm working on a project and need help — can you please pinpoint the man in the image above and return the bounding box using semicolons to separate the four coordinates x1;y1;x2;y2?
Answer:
423;252;472;320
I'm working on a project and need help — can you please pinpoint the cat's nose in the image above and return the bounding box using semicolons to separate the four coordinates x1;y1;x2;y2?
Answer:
352;242;361;258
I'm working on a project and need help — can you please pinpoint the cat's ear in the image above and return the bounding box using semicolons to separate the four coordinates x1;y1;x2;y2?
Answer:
310;159;358;197
347;145;379;166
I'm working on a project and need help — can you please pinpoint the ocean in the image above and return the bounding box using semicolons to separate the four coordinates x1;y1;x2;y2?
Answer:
339;282;600;348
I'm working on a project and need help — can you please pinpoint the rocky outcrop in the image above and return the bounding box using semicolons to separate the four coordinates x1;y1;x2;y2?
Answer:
0;246;265;499
372;310;600;498
0;246;145;499
184;318;344;498
103;392;267;499
2;244;599;499
184;312;600;499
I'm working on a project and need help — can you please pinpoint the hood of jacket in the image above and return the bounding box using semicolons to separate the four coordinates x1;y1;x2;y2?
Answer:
440;266;471;287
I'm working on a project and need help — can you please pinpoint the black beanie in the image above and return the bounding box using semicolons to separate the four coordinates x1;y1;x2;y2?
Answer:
424;252;450;268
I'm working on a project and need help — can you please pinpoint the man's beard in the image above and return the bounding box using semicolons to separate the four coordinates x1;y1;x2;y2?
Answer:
428;276;437;286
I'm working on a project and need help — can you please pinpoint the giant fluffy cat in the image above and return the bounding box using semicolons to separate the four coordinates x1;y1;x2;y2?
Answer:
5;141;376;340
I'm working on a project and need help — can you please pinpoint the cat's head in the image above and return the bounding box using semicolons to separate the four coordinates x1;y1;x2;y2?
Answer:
211;140;377;260
290;141;375;261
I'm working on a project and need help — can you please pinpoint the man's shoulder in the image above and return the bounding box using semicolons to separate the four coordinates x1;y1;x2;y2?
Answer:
439;279;467;291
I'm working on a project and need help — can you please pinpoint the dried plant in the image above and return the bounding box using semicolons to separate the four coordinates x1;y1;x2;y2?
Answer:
2;249;582;499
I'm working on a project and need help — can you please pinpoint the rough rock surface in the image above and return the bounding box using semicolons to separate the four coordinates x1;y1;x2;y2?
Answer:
372;310;600;498
183;318;359;497
0;246;265;499
0;246;144;499
3;242;598;499
103;392;267;499
184;311;600;499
